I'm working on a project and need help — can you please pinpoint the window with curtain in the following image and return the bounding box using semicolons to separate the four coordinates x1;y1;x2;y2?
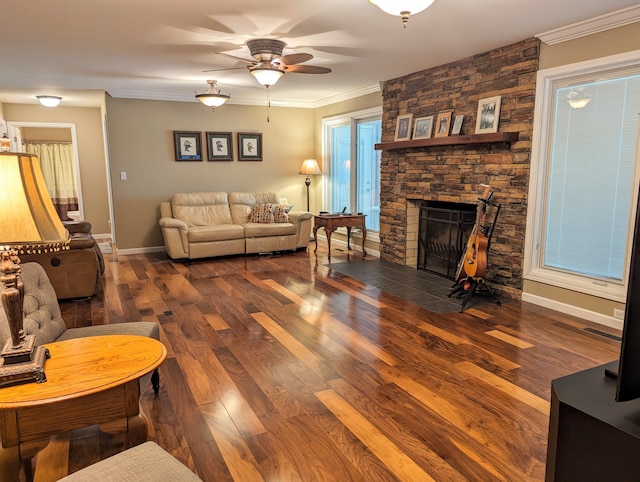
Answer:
24;142;78;221
525;51;640;301
323;107;382;232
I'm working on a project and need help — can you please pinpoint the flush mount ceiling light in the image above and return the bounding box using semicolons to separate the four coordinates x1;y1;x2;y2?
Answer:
566;90;592;109
36;95;62;107
195;80;230;109
368;0;436;27
250;66;285;87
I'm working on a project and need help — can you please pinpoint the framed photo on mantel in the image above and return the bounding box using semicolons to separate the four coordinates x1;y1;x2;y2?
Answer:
475;95;502;134
412;116;434;140
451;115;464;135
434;111;452;138
394;114;413;141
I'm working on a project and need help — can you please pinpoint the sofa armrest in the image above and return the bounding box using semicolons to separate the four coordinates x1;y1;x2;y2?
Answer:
287;211;312;249
159;217;189;259
63;221;93;234
287;211;312;224
159;217;188;230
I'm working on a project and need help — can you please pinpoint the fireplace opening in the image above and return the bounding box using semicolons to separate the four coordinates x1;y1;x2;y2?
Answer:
417;201;477;279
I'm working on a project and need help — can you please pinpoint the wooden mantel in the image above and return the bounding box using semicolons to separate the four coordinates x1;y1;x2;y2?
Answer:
375;132;519;151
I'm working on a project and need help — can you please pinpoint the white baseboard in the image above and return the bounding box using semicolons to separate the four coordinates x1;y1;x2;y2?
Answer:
521;292;623;331
315;234;380;258
114;239;382;259
116;246;166;256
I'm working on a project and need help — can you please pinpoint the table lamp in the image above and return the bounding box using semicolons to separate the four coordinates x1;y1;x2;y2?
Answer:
0;152;69;387
298;159;322;212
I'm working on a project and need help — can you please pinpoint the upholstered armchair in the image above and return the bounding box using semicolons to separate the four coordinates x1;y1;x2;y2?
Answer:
0;262;160;394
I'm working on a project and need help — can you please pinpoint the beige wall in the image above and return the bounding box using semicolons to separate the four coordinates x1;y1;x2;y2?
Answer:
3;104;110;234
22;127;73;142
105;97;315;250
539;22;640;70
524;23;640;324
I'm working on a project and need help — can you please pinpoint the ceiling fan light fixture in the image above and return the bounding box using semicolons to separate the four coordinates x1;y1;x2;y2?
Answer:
369;0;436;27
195;80;230;108
251;67;284;87
36;95;62;107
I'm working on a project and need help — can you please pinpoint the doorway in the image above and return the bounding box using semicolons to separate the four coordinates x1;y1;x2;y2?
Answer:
7;121;84;221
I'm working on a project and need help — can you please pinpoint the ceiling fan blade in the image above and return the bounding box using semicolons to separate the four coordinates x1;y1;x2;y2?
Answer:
277;53;313;66
284;64;331;74
202;66;247;73
215;52;256;64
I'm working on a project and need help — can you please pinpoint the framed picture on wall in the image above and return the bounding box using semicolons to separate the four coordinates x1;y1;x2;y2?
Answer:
238;133;262;161
434;111;452;137
394;114;413;141
173;131;202;161
412;116;434;140
206;132;233;161
475;95;502;134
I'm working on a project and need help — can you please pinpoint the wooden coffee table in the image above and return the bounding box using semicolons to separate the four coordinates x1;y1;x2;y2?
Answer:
0;335;166;482
313;214;367;261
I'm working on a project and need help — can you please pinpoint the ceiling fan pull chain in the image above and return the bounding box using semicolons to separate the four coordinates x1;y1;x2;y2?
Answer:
266;86;271;123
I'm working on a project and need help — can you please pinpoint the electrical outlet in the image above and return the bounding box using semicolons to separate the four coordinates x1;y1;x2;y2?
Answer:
120;171;127;181
614;308;625;320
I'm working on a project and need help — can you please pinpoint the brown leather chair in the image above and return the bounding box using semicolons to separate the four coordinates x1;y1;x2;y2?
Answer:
20;221;105;300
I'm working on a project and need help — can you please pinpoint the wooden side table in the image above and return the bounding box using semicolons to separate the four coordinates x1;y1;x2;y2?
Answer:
0;335;166;482
313;214;367;261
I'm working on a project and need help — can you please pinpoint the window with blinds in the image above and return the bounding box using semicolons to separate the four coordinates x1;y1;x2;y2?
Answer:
525;51;640;302
544;76;640;281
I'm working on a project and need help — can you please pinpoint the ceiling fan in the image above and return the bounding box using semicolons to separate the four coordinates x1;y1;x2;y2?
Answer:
205;38;331;87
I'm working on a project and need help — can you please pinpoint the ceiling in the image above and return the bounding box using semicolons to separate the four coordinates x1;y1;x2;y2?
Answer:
1;0;638;109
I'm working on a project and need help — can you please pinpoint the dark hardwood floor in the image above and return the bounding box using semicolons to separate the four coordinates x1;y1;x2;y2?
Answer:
33;244;620;481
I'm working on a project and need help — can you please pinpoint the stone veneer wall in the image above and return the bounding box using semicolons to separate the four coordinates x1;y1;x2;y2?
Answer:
379;38;540;299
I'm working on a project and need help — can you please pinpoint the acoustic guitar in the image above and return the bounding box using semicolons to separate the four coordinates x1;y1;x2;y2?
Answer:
455;185;492;281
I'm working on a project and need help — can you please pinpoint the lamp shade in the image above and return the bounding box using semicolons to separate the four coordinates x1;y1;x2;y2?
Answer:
251;67;284;87
299;159;322;176
195;80;230;108
36;95;62;107
0;153;69;253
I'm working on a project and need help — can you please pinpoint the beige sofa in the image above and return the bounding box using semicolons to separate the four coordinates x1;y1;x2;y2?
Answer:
159;192;312;260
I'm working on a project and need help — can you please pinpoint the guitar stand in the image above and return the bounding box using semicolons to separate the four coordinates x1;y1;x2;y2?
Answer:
448;276;502;313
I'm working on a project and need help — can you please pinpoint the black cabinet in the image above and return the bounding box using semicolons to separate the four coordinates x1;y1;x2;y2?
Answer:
546;361;640;481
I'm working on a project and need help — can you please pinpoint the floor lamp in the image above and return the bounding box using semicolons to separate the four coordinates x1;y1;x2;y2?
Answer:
298;159;321;212
0;152;69;387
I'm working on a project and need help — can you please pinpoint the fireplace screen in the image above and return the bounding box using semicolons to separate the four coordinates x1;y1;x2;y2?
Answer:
417;202;476;279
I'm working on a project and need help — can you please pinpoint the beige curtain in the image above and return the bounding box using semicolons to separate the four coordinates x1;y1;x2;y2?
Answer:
24;142;78;221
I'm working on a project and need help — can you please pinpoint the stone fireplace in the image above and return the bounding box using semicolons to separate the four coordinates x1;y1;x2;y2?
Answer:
377;38;540;299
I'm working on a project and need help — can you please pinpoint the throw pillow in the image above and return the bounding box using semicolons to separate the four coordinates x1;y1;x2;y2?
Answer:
272;204;290;223
250;203;274;223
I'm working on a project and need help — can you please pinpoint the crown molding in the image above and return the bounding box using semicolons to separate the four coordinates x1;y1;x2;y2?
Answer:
107;83;381;109
307;84;382;108
536;5;640;45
